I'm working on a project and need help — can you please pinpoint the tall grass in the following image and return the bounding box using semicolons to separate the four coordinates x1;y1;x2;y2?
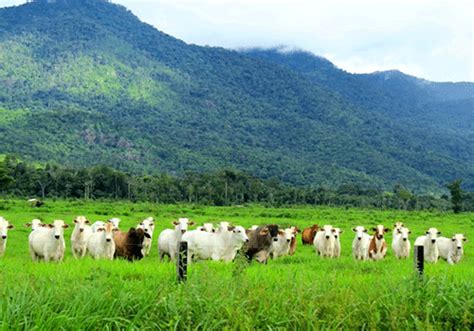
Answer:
0;200;473;329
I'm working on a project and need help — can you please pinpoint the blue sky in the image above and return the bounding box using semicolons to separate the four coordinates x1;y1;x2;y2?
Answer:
1;0;473;82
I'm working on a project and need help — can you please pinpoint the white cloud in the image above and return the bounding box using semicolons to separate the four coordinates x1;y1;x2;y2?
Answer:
1;0;473;81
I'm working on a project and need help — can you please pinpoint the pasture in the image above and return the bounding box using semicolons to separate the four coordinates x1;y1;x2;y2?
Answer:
0;199;473;329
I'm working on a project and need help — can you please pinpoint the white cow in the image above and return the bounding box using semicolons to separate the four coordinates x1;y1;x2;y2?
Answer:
137;217;155;256
24;219;43;231
314;225;338;258
91;221;106;232
333;228;343;257
158;218;194;261
0;217;14;257
352;226;371;260
71;216;92;259
184;225;249;262
29;220;68;262
270;228;294;259
392;227;411;259
438;234;467;265
414;228;441;263
87;222;116;260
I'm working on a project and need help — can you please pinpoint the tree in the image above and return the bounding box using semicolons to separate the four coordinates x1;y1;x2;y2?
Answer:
447;180;463;213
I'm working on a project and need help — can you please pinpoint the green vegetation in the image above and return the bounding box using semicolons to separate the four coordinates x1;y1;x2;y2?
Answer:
0;200;473;329
3;155;474;211
0;0;472;193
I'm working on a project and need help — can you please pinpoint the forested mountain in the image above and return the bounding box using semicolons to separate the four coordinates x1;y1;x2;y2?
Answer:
0;0;472;192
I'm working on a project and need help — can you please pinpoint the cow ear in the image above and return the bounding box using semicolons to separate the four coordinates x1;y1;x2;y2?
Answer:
363;229;368;233
278;230;284;235
85;220;90;224
397;229;402;234
437;231;441;235
425;231;429;235
371;227;377;232
200;228;205;231
73;219;78;224
384;228;390;233
129;227;136;233
98;228;105;232
259;229;269;236
245;229;250;234
463;238;467;242
189;222;195;226
339;230;343;234
172;221;179;226
47;224;54;228
24;223;32;227
352;228;357;232
228;226;235;231
408;231;412;234
112;228;119;232
7;224;14;229
63;224;69;229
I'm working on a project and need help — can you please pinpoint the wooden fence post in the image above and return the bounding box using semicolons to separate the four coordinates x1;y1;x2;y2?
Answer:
177;241;188;282
414;245;424;277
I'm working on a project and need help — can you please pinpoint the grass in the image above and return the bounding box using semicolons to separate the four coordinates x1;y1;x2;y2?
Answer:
0;199;473;330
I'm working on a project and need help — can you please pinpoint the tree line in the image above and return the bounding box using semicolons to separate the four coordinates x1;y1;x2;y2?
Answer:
0;155;472;212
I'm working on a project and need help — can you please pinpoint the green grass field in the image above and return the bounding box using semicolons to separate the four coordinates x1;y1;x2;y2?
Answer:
0;199;473;330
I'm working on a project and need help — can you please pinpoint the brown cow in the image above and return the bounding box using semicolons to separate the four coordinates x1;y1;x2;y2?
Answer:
301;224;319;245
114;227;151;261
368;225;390;260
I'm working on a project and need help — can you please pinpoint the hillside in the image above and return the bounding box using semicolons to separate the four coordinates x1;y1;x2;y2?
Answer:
0;0;473;192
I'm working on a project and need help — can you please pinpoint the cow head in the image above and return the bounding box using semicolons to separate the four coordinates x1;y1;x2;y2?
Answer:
172;218;194;235
231;225;249;243
393;222;404;231
398;227;411;241
425;228;441;244
108;218;121;230
319;225;334;240
451;234;467;250
73;216;90;233
352;226;367;241
48;220;68;240
371;225;389;240
0;218;14;240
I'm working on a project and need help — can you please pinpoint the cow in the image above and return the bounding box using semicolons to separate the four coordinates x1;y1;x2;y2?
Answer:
87;222;116;260
158;218;194;261
368;225;389;260
437;234;467;265
29;220;69;262
245;224;279;263
137;217;155;256
313;225;338;258
352;226;371;260
71;216;92;259
392;226;411;259
0;217;14;257
114;227;150;261
302;224;319;245
414;228;441;263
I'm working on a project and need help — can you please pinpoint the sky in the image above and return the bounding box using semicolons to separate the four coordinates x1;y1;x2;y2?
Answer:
1;0;473;82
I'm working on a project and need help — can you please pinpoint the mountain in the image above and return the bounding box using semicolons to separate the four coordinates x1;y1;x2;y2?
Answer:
0;0;473;192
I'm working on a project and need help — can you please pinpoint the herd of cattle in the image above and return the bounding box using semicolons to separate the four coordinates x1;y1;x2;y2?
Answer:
0;216;468;265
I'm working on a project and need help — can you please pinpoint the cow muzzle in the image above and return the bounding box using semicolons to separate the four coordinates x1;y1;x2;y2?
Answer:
1;235;6;239
181;230;186;234
357;237;361;241
431;239;436;244
457;246;462;250
55;235;60;240
403;238;407;241
273;238;278;242
79;228;84;233
325;235;330;240
245;239;249;243
286;239;291;243
106;238;111;242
